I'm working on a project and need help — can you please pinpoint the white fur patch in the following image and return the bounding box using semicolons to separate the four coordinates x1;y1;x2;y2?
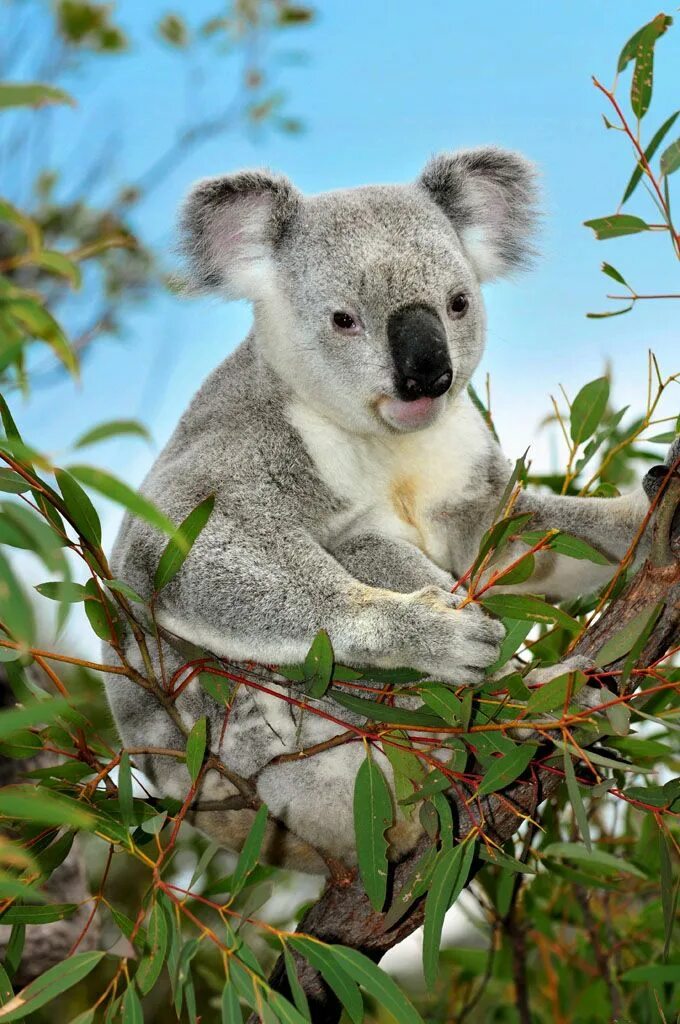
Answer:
288;391;490;569
459;224;506;282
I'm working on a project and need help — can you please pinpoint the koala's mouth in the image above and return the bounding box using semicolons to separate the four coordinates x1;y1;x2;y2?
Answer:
377;394;444;432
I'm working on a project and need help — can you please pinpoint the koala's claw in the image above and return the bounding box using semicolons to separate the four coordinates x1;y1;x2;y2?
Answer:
403;586;506;686
643;435;680;501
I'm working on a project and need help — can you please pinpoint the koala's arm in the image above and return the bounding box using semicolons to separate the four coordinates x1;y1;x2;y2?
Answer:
456;438;661;602
133;509;503;685
502;487;649;598
330;533;454;593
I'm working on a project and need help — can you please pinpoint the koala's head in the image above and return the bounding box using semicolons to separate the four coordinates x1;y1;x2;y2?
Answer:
181;148;538;435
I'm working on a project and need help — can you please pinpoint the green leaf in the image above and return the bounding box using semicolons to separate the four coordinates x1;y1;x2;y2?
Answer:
0;951;105;1021
55;469;102;548
0;551;35;644
30;250;81;288
423;841;475;987
0;964;12;1007
186;717;207;784
221;980;243;1023
283;947;310;1021
67;465;177;538
617;14;672;72
478;847;535;874
267;990;309;1024
153;495;214;591
303;629;334;697
330;689;443;727
35;581;89;603
398;767;450;806
600;262;629;286
287;938;363;1024
0;785;94;830
421;684;464;726
583;215;649;240
74;420;151;449
0;470;29;494
121;986;143;1024
526;672;586;715
83;579;118;643
136;902;168;995
543;842;647;878
569;377;610;444
353;754;394;911
477;744;538;797
479;594;580;633
622;111;678;200
659;829;676;960
158;13;189;46
104;578;145;604
4;298;78;377
331;945;425;1024
660;136;680;176
0;904;77;925
488;619;533;672
631;32;655;119
0;697;77;741
620;964;680;984
232;804;269;894
563;749;592;852
520;530;611;565
383;846;438;930
595;605;662;667
0;82;75;109
586;306;633;319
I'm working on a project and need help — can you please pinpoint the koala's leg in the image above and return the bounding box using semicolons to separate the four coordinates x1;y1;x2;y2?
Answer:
491;489;650;600
331;533;454;593
255;742;421;866
152;515;504;684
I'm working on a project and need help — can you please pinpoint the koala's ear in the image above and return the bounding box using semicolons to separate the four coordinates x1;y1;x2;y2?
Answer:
418;147;539;281
179;170;300;298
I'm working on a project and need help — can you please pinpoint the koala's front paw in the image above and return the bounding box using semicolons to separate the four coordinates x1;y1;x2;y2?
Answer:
643;435;680;502
404;586;506;686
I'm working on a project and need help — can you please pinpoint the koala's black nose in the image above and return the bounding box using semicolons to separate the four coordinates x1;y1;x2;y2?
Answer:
387;304;453;402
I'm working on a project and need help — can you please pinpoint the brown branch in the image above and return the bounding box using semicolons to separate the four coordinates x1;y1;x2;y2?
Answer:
254;476;680;1024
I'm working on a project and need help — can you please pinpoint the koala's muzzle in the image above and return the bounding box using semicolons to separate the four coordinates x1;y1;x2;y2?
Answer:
387;304;453;401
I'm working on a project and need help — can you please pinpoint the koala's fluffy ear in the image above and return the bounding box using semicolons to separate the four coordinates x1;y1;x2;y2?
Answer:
418;147;539;281
179;170;300;298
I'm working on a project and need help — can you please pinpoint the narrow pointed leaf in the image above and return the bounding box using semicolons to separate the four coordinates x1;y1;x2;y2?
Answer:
304;629;334;697
422;840;475;987
55;469;102;547
477;744;538;797
154;495;214;591
331;945;425;1024
353;754;393;911
186;717;207;784
622;111;678;200
232;804;269;894
563;749;592;851
287;937;363;1024
0;951;105;1021
67;465;177;539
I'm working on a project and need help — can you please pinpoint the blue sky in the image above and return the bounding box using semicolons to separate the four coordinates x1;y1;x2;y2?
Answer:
6;0;680;517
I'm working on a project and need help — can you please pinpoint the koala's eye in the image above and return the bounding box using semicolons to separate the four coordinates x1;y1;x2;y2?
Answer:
332;311;360;333
447;293;469;319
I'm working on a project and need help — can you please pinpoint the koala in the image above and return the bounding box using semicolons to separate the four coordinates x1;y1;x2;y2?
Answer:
103;148;676;874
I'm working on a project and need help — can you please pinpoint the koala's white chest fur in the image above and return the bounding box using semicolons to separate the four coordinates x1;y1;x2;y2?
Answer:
287;393;488;569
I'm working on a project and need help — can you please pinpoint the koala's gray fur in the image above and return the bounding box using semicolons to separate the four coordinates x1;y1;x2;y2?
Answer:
103;148;675;873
